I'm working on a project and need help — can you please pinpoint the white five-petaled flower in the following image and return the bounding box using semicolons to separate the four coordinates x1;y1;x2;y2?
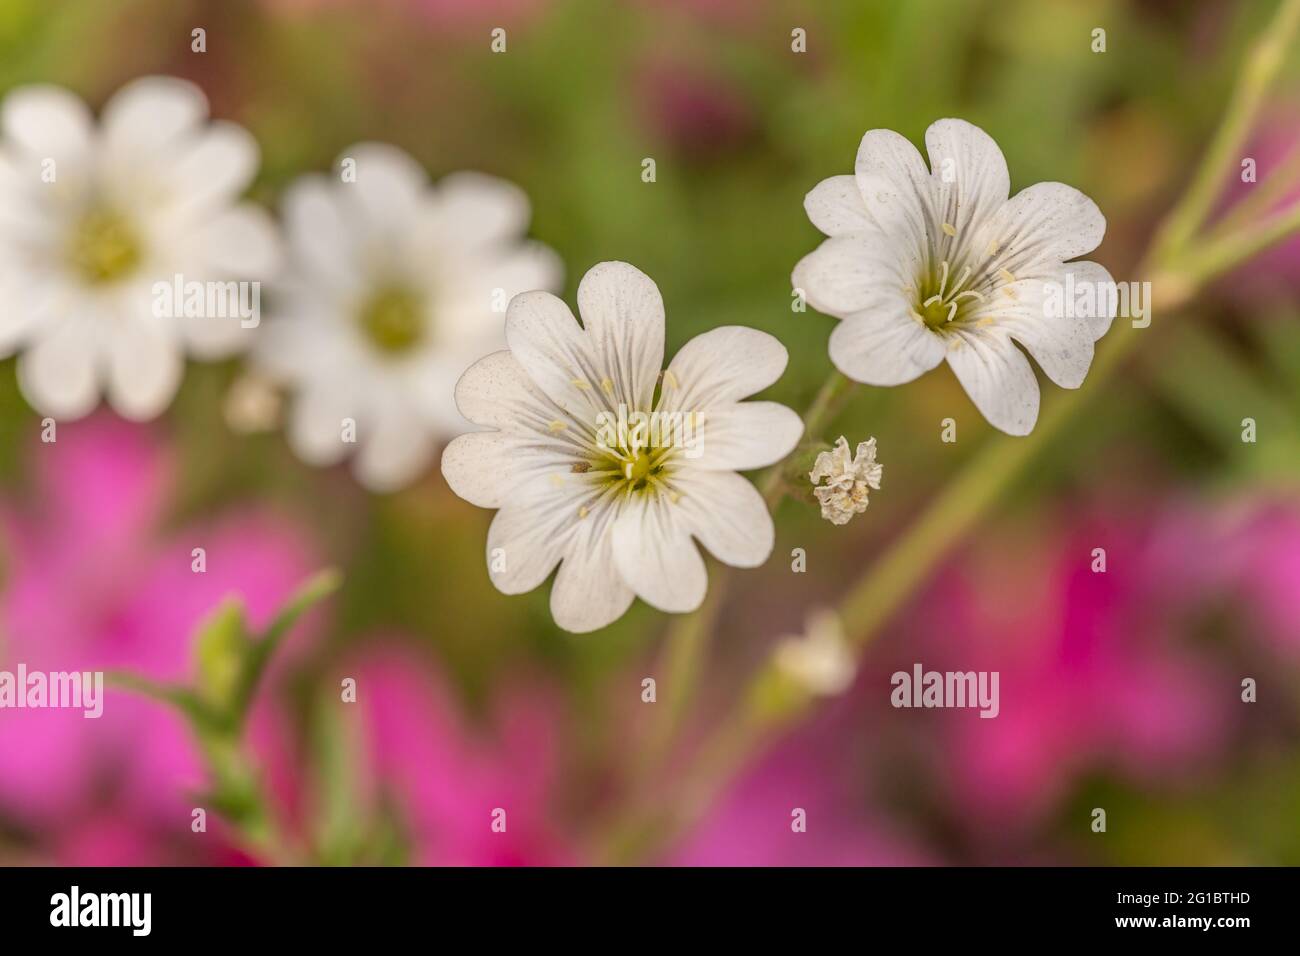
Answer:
793;118;1115;436
809;435;882;526
255;143;562;491
0;76;280;421
774;608;856;696
441;261;804;634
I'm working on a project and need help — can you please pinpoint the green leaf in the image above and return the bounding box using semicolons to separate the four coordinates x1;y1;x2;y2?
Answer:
193;598;250;718
231;568;342;728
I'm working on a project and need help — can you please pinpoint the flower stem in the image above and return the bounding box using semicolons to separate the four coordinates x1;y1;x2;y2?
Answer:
1153;0;1300;261
1179;199;1300;283
633;370;854;778
608;0;1300;862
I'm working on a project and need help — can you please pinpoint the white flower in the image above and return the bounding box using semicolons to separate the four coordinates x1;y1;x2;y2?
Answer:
809;435;881;526
441;261;804;633
255;143;562;491
793;118;1115;436
0;76;279;420
774;608;855;696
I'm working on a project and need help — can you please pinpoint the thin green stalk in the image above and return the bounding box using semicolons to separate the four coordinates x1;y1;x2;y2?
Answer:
1153;0;1300;260
636;370;855;773
1180;199;1300;283
1211;139;1300;237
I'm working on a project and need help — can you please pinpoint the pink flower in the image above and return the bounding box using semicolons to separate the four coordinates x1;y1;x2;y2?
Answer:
326;644;577;865
1218;102;1300;297
673;696;926;866
636;58;756;163
915;507;1234;832
0;413;319;863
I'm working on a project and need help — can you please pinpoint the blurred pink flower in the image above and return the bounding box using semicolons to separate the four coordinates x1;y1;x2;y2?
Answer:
636;58;756;163
0;413;319;863
333;644;576;865
673;696;926;866
1203;497;1300;661
917;507;1234;831
265;0;550;26
1219;102;1300;296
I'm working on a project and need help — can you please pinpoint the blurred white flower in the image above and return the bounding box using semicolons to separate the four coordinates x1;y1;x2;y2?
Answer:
809;435;881;526
256;143;562;491
774;608;855;696
0;76;279;420
793;118;1115;436
441;261;803;633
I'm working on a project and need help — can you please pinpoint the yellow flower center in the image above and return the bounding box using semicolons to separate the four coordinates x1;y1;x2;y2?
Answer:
68;207;141;284
358;285;425;354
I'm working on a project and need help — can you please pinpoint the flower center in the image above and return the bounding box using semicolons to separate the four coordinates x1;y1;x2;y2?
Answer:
623;448;656;487
917;259;986;330
358;285;425;354
68;207;142;284
581;427;678;499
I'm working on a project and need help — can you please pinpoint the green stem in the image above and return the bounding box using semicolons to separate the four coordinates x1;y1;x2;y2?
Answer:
1180;199;1300;283
611;0;1300;862
1153;0;1300;260
1211;139;1300;237
633;370;854;778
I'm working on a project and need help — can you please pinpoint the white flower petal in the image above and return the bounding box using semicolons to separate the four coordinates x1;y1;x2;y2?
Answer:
165;120;259;220
287;381;361;466
792;233;918;317
282;176;363;293
106;316;183;421
975;266;1106;389
550;507;635;633
1071;260;1118;341
611;495;707;613
0;273;61;357
102;76;207;159
441;430;543;508
673;469;774;568
694;401;803;472
662;325;789;410
804;174;872;237
17;319;100;419
990;181;1107;274
486;496;572;595
854;128;934;247
505;289;606;415
944;328;1040;436
342;142;428;233
432;240;563;342
454;349;557;433
184;204;281;278
576;261;665;411
1;85;93;160
354;408;434;491
828;304;945;386
427;171;531;249
924;118;1010;249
